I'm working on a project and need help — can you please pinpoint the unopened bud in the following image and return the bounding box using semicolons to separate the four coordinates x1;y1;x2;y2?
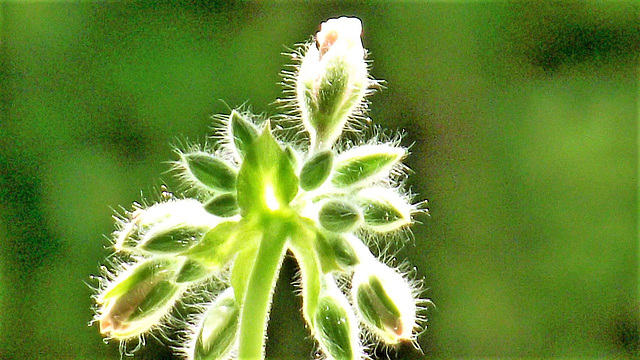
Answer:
351;262;416;344
297;17;368;150
97;258;182;339
115;199;221;252
190;288;239;360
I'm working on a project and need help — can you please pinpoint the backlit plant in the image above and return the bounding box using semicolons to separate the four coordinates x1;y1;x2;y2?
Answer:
93;17;429;360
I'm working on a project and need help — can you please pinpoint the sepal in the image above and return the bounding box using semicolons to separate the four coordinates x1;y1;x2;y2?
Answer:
181;152;237;192
189;288;239;360
318;199;362;233
332;144;405;188
358;187;413;232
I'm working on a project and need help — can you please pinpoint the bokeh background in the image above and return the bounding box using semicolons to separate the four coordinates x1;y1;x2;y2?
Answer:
1;2;638;359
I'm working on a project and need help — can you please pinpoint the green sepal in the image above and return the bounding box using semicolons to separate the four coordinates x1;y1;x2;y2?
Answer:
230;246;258;306
318;200;362;233
284;146;299;170
99;258;178;303
139;226;207;254
229;110;259;159
332;145;405;187
182;222;246;270
193;288;239;360
315;295;356;360
182;152;237;192
128;280;179;321
314;232;359;273
362;200;403;226
236;123;299;214
358;188;412;232
299;150;334;191
204;193;239;217
356;276;402;334
175;258;210;283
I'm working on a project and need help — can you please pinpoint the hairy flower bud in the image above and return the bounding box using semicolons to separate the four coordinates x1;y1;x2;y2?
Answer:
297;17;368;150
351;262;416;344
97;258;183;339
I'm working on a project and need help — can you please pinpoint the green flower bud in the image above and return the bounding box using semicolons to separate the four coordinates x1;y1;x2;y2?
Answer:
181;152;237;192
229;110;259;160
97;258;182;339
358;188;413;233
204;193;239;217
332;144;405;188
318;199;362;233
190;288;239;360
352;262;416;344
297;17;368;150
299;150;334;191
313;281;361;360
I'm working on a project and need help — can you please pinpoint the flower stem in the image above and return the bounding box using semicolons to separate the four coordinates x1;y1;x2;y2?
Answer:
237;217;289;359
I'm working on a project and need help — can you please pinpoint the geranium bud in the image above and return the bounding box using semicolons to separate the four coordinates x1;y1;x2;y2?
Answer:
299;150;334;191
297;17;368;150
313;281;361;360
318;199;362;233
97;258;182;339
191;288;239;360
351;262;416;344
115;199;222;252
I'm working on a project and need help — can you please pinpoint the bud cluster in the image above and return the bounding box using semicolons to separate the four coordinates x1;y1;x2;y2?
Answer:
93;16;429;360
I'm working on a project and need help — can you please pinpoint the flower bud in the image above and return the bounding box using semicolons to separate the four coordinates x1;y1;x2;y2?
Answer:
139;225;208;254
97;258;183;339
299;150;334;191
318;199;362;233
297;17;368;150
313;280;361;360
332;144;406;188
351;262;416;344
357;187;412;233
190;288;239;360
115;199;222;252
181;152;237;192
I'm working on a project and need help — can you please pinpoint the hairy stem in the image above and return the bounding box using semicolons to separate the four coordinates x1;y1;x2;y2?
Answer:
237;216;289;359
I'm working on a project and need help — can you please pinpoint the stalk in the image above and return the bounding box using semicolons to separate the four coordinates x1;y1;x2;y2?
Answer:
237;218;289;359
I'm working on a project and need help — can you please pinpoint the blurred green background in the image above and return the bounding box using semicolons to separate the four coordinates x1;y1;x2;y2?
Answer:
0;2;638;359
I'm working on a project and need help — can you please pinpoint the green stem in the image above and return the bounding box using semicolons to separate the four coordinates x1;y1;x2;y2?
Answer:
237;217;289;360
